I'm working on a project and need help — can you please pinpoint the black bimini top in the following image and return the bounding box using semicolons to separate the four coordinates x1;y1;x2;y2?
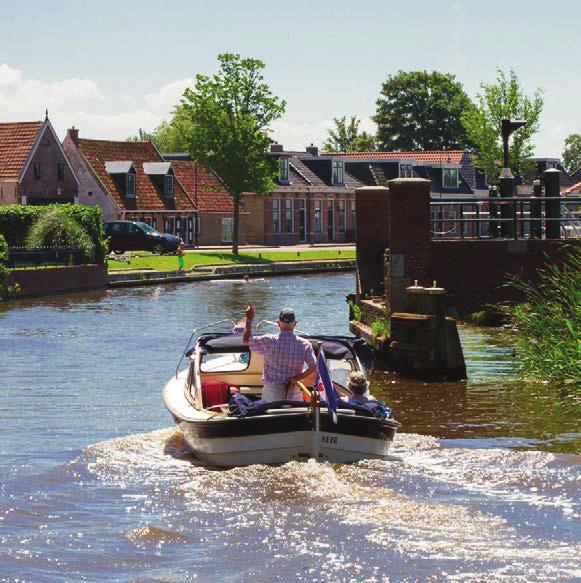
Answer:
194;333;366;360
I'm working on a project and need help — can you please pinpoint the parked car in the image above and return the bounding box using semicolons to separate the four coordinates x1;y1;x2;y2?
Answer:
103;221;181;254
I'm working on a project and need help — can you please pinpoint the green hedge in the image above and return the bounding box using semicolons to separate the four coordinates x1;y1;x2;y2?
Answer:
0;204;107;263
0;234;8;295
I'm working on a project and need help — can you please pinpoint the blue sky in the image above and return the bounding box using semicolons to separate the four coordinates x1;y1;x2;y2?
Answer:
1;0;579;156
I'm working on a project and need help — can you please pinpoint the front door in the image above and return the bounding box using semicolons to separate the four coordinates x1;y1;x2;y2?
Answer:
298;198;306;242
327;200;334;242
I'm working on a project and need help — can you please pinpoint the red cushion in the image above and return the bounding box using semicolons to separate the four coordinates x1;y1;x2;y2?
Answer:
201;381;231;409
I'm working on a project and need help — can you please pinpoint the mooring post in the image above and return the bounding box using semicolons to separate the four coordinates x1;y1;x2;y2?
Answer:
531;179;543;238
543;168;561;239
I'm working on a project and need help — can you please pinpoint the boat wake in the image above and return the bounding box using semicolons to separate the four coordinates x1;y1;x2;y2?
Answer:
78;428;580;581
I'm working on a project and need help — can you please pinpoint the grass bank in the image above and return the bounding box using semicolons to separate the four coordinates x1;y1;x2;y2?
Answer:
506;246;580;410
107;249;355;271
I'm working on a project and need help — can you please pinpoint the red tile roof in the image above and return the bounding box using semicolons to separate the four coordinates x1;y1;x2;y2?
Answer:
0;121;44;180
76;139;195;211
563;181;581;195
326;150;466;164
170;160;233;212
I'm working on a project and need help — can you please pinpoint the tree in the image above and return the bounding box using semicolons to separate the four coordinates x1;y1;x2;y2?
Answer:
562;134;581;173
373;70;473;151
126;120;188;152
461;68;544;183
323;116;376;152
177;53;285;253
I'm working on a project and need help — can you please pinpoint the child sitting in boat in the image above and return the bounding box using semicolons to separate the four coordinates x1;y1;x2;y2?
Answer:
343;372;375;404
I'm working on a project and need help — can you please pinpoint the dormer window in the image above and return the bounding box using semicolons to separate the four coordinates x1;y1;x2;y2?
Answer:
126;173;136;198
279;158;289;183
443;167;459;188
164;175;174;199
332;160;344;185
400;163;413;178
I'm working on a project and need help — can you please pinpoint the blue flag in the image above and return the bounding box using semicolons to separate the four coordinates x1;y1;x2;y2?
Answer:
317;351;340;424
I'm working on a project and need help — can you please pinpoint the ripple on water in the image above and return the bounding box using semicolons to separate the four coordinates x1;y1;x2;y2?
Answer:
72;428;581;581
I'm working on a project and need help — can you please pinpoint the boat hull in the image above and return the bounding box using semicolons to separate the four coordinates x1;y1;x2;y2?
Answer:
179;412;397;466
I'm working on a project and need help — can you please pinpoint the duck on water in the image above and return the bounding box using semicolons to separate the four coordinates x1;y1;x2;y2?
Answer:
163;303;399;467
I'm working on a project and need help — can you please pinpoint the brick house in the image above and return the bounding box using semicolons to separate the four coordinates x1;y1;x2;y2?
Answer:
245;144;361;245
0;116;79;206
244;146;488;245
162;154;246;246
63;129;202;244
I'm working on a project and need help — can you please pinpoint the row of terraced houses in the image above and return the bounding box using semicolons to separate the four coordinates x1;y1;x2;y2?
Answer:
1;114;580;246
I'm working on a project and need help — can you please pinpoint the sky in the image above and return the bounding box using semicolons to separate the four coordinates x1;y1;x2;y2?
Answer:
1;0;579;157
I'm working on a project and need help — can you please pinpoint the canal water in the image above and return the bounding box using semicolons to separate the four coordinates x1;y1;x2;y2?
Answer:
0;273;578;581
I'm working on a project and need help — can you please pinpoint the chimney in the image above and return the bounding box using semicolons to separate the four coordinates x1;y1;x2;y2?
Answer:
306;143;318;156
67;126;79;145
270;143;284;153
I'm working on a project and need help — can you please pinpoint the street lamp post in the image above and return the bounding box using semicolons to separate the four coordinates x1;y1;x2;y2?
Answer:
499;119;527;238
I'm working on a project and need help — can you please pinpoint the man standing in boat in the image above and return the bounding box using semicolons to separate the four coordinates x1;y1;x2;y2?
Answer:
242;302;316;401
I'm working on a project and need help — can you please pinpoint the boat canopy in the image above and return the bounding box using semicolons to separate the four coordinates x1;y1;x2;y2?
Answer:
194;333;366;360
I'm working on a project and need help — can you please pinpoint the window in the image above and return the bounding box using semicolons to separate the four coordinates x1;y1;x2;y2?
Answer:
57;162;64;181
221;217;233;243
284;198;293;233
331;161;344;185
443;168;459;188
351;199;356;229
164;175;174;199
279;158;289;183
33;162;41;180
126;173;136;198
272;199;281;233
338;200;346;233
400;163;413;178
314;199;322;233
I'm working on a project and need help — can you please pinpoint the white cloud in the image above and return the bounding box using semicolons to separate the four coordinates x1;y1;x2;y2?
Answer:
271;117;377;151
144;78;192;114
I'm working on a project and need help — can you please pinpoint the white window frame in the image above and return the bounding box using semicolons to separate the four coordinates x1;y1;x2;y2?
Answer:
284;198;293;233
272;198;281;233
331;161;344;185
399;163;413;178
164;175;174;199
221;217;233;243
338;199;346;233
126;172;136;198
314;199;322;233
279;158;289;183
442;167;459;189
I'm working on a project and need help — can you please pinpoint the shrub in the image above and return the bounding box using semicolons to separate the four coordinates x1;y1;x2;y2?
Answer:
371;316;390;340
507;246;580;398
348;299;363;321
26;208;94;261
0;204;107;263
0;234;8;296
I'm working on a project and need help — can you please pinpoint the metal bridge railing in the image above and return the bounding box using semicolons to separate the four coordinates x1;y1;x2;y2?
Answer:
430;196;581;240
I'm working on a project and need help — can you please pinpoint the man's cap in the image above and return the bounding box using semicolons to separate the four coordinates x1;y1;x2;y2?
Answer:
278;308;296;323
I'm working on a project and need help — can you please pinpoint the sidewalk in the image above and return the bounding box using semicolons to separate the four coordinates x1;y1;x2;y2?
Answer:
186;243;355;253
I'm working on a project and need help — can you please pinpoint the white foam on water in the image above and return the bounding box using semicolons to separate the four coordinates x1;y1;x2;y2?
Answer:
78;428;580;582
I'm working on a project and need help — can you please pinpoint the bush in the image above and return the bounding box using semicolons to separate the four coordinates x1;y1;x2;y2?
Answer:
0;204;107;263
508;247;580;397
26;209;94;261
0;234;8;295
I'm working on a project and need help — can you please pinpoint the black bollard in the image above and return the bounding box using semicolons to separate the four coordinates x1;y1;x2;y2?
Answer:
543;168;561;239
499;170;516;238
530;179;542;238
488;185;499;238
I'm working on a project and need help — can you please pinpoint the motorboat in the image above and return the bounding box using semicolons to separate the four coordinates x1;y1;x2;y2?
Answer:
163;320;399;467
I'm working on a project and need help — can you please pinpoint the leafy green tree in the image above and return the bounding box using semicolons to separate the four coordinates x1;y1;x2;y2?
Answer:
127;121;188;153
562;134;581;173
177;53;285;253
373;70;473;151
323;116;376;152
461;68;544;182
